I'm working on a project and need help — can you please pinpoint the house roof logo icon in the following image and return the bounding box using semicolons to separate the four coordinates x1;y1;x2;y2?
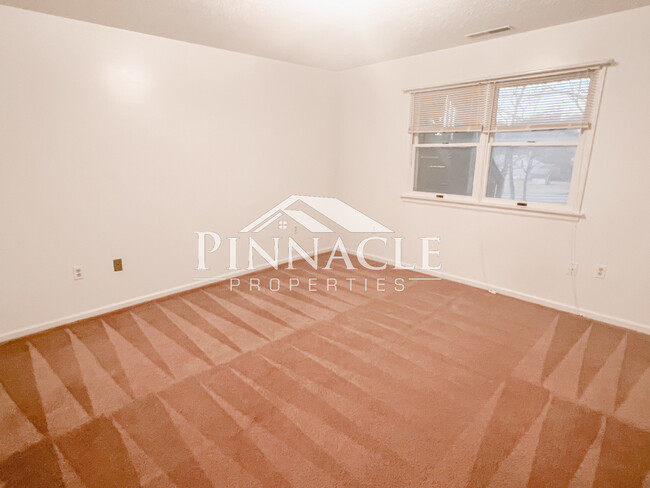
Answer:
240;195;393;233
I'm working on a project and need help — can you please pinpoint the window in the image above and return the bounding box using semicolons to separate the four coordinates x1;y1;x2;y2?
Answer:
405;62;609;216
486;130;579;205
414;132;479;196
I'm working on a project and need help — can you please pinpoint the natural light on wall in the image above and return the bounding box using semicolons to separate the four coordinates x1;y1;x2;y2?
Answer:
104;65;150;104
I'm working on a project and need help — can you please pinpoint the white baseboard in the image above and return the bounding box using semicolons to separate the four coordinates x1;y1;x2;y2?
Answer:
3;246;647;343
0;248;333;344
357;251;650;336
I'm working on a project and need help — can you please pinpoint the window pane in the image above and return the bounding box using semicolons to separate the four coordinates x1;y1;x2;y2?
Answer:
486;146;576;204
415;147;476;196
496;77;591;128
418;132;480;144
493;129;580;143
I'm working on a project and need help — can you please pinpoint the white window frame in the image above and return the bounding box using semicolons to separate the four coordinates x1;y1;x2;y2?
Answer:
401;61;610;220
411;134;483;203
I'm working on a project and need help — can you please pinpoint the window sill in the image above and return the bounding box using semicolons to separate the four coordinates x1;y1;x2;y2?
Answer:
400;192;584;221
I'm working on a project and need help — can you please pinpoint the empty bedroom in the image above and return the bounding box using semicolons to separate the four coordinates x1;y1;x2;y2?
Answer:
1;0;649;486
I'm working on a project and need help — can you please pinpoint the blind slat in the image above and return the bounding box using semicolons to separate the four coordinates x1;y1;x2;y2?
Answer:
409;84;488;133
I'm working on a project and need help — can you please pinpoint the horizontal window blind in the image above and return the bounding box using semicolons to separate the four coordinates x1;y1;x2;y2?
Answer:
409;84;489;133
408;64;605;134
490;69;601;132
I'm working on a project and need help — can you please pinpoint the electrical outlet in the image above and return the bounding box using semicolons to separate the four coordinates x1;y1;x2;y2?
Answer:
72;265;84;280
568;263;579;276
595;264;607;279
113;258;123;272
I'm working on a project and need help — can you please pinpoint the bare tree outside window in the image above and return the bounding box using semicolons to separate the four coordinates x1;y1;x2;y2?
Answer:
407;65;604;211
486;78;589;203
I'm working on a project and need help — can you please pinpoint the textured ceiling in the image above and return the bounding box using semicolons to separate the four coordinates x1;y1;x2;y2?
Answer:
1;0;649;70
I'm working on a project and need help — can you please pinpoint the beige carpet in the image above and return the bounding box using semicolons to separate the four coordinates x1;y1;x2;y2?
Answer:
1;260;649;487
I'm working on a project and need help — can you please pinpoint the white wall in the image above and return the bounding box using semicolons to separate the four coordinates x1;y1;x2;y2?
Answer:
0;5;337;339
335;6;650;331
1;5;649;340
